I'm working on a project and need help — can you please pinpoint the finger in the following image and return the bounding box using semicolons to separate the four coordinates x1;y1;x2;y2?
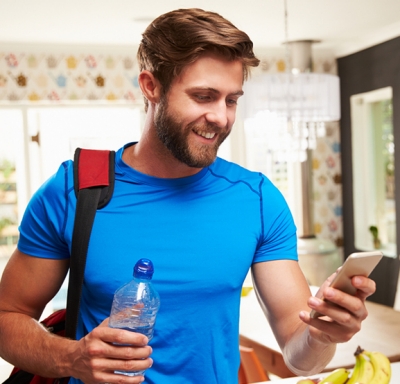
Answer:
100;376;145;384
325;286;368;318
94;355;153;375
96;370;146;383
307;288;367;323
95;326;149;346
107;344;153;361
309;318;355;344
307;295;343;320
352;276;376;299
300;310;358;344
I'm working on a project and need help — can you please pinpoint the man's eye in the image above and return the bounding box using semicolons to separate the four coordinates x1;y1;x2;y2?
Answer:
227;99;238;106
195;94;210;101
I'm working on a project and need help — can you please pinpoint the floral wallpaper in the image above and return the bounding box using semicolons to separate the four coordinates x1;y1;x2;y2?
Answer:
0;52;142;102
313;121;343;249
0;47;342;250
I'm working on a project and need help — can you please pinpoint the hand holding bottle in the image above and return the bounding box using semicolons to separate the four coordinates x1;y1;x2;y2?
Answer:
68;318;153;384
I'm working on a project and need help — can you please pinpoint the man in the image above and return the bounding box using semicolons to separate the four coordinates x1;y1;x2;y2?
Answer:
0;8;375;384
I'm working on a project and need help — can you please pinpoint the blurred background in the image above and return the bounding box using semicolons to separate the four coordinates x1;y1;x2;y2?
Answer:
1;0;400;379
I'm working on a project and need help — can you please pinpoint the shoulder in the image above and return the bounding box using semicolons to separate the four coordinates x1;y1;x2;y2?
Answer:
211;159;295;227
18;160;75;259
26;159;75;221
38;160;75;205
209;157;283;197
210;157;261;185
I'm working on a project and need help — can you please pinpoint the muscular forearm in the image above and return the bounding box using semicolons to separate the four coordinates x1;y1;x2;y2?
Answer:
0;311;76;378
282;325;336;376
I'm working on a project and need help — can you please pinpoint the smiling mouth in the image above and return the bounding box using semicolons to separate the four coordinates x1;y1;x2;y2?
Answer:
194;129;216;139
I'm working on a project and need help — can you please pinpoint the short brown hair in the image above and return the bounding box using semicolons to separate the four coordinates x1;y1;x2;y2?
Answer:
137;8;260;110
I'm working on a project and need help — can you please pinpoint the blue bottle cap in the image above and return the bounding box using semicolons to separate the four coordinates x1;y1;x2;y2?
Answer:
133;258;154;280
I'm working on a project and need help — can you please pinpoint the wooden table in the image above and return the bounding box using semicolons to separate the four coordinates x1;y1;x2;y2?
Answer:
239;289;400;378
253;361;400;383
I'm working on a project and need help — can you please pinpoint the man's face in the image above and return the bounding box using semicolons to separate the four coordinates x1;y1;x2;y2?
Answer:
154;53;244;168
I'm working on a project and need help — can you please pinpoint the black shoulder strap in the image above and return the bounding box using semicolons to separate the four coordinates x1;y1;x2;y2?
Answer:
65;148;115;339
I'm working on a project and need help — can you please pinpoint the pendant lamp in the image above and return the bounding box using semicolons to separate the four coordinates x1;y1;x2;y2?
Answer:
243;3;340;162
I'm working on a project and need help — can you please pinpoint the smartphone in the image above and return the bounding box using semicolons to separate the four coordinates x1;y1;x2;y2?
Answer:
310;251;383;318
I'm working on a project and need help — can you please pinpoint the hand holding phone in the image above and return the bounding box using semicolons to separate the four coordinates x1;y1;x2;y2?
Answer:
310;251;383;318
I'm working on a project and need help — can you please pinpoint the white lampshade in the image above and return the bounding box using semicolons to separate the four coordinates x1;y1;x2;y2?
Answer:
243;72;340;162
243;72;340;122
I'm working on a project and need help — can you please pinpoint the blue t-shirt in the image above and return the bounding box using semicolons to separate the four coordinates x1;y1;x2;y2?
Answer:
18;143;297;384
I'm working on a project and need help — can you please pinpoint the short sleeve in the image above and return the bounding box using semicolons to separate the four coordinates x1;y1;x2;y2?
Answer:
253;176;298;263
18;161;74;259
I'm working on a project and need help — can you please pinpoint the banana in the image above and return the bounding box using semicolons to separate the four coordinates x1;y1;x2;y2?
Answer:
346;347;363;384
356;353;375;383
347;347;375;384
362;350;391;384
318;367;350;384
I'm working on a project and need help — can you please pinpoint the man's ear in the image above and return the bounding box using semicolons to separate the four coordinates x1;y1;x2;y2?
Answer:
138;70;162;103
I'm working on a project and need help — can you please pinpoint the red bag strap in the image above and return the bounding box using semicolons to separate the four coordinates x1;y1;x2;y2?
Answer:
77;149;110;189
73;148;115;209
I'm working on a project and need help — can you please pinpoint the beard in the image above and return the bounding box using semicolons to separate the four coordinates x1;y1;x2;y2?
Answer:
154;96;229;168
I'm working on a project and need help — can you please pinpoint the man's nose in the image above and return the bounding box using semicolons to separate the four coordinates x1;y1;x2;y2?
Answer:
205;101;229;128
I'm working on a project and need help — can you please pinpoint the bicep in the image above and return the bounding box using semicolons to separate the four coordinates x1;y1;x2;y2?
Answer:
251;260;311;347
0;249;69;320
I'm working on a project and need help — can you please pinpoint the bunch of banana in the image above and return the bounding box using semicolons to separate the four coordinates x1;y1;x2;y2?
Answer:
357;348;391;384
343;346;392;384
296;346;392;384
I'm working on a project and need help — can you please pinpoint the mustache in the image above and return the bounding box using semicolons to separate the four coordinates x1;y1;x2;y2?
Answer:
187;121;226;133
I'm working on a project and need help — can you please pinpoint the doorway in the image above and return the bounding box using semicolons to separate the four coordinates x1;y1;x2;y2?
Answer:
338;36;400;307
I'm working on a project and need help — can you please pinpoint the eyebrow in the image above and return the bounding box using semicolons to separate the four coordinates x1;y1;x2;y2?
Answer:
188;86;244;97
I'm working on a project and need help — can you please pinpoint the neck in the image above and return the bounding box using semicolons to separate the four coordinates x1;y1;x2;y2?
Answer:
122;120;203;179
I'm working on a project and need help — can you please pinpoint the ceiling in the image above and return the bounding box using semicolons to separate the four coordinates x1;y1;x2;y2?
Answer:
1;0;400;57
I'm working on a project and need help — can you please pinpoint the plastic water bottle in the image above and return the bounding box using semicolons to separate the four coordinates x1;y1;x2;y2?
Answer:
109;258;160;377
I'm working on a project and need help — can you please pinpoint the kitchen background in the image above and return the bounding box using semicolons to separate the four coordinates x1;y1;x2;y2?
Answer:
0;45;342;253
2;0;400;288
